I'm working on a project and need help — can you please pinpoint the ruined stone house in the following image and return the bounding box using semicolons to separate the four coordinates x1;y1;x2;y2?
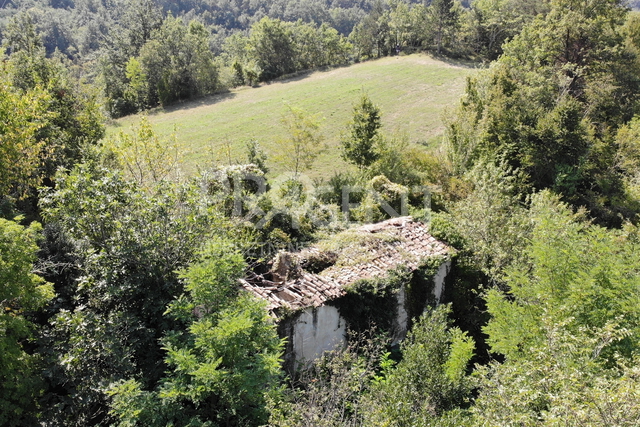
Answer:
240;216;454;370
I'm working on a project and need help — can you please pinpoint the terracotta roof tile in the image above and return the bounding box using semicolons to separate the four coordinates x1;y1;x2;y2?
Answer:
239;217;451;313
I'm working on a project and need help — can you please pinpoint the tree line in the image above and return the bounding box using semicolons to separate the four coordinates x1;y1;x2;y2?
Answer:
1;0;547;117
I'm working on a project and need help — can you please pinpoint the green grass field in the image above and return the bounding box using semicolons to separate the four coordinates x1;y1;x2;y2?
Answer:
107;54;477;179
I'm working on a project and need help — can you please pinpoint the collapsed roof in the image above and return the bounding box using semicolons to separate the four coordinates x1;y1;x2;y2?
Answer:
240;216;452;312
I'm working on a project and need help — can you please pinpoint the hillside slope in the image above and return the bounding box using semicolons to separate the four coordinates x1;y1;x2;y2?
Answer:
108;54;476;178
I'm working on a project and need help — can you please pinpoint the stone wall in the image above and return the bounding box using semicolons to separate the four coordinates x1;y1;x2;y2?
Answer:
282;258;452;370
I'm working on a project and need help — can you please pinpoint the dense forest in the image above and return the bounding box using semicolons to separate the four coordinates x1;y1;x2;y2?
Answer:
2;0;640;426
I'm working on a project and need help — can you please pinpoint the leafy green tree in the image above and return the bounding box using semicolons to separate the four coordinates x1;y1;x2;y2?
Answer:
0;82;50;200
246;139;269;175
288;20;352;70
38;164;233;426
120;0;163;54
367;133;428;187
123;57;150;112
445;0;638;225
484;191;640;361
349;1;390;60
2;11;105;199
106;116;180;188
109;238;284;426
388;1;428;53
473;325;640;426
276;105;326;178
100;0;162;116
614;116;640;211
427;0;460;54
449;160;531;282
341;94;382;169
248;17;297;81
139;16;219;106
3;12;42;58
363;305;474;426
469;0;544;59
0;218;54;427
472;191;640;425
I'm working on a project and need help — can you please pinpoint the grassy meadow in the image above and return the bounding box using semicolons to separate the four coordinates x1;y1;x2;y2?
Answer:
107;54;477;179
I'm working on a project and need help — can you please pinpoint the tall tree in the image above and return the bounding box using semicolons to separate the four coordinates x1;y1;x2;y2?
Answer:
2;12;104;203
109;238;283;427
483;191;640;361
139;16;219;106
470;0;544;59
471;191;640;424
276;105;325;178
0;219;54;427
38;163;229;426
341;94;382;169
0;83;50;200
248;17;297;81
445;0;637;225
428;0;460;54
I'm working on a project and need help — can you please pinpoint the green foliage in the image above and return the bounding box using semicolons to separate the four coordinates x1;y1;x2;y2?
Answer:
314;170;365;207
0;218;53;426
272;308;475;427
231;16;352;84
484;191;640;361
404;256;448;328
201;163;267;221
363;305;474;426
339;93;427;189
350;175;409;223
245;139;269;175
121;0;163;54
349;2;390;60
469;0;544;59
0;81;50;200
367;133;426;187
1;13;104;203
449;160;531;281
269;331;388;427
123;57;149;111
105;116;180;188
614;116;640;212
252;177;342;248
275;105;326;177
110;238;284;426
445;0;640;225
139;16;219;106
428;0;460;54
341;93;382;169
291;21;352;70
249;17;297;81
175;238;245;312
349;0;465;60
473;319;640;425
103;11;218;116
333;267;411;334
38;164;230;425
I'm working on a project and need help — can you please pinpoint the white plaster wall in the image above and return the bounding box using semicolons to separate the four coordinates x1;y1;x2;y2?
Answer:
292;305;346;363
432;260;451;304
290;258;452;364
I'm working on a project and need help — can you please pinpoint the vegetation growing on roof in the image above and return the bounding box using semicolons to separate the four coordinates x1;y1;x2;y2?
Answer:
316;228;405;267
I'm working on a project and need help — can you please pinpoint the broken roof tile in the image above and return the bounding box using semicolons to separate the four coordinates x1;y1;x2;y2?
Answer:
239;217;452;313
